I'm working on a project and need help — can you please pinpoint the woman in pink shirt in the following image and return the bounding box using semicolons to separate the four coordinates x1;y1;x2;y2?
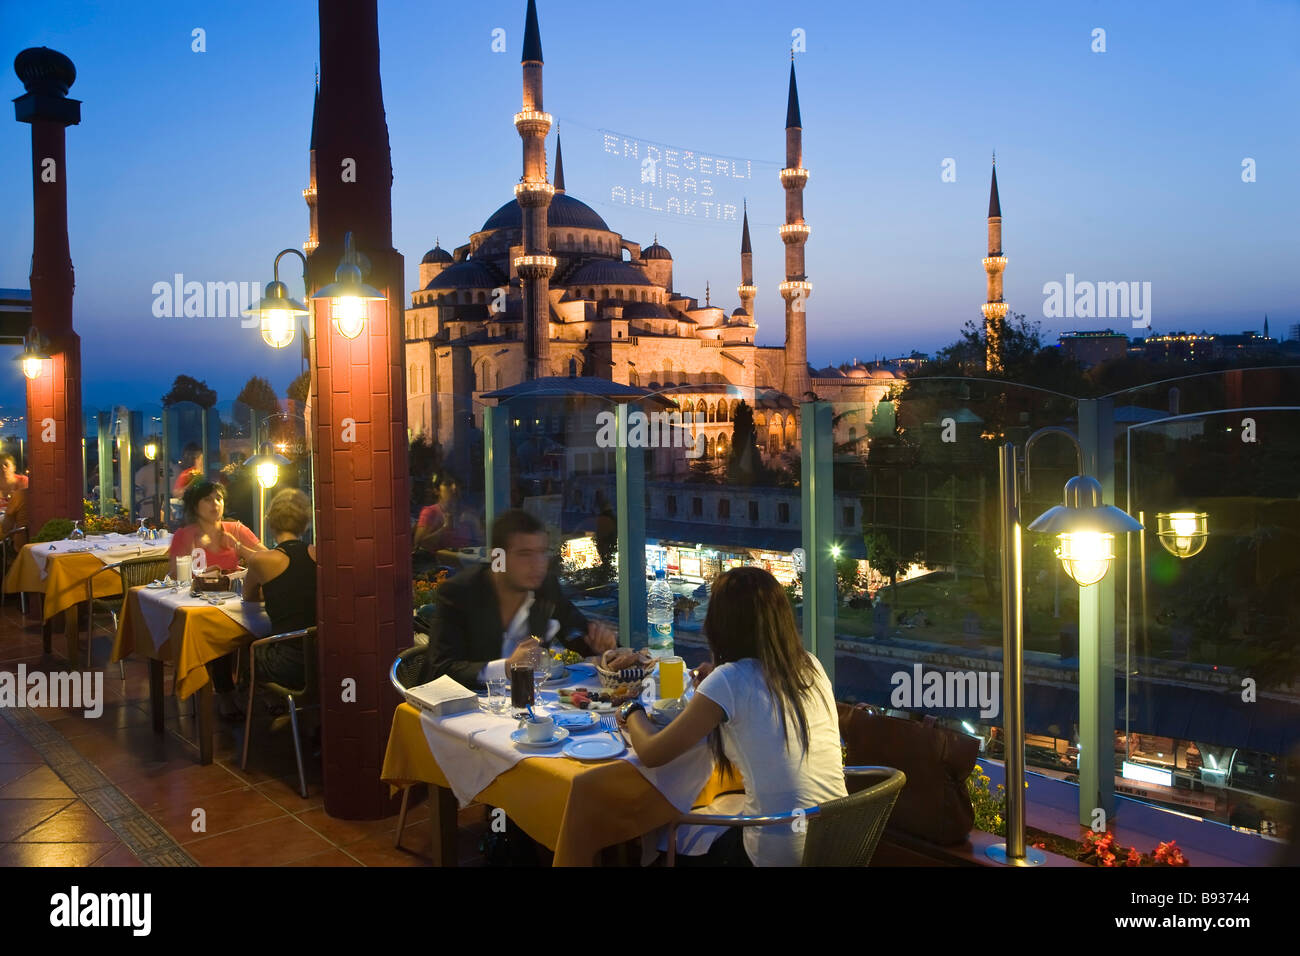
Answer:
168;479;264;576
168;479;266;719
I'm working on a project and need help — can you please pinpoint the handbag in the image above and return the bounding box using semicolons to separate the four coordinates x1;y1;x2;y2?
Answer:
837;702;978;845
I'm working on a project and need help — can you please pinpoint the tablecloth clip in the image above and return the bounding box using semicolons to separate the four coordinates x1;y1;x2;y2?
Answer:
467;728;488;750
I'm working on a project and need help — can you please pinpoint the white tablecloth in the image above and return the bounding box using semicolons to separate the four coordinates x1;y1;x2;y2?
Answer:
31;533;172;579
416;671;714;814
133;584;272;652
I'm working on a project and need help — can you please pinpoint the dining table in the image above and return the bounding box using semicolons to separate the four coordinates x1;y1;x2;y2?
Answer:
380;665;743;866
2;533;172;659
111;576;271;764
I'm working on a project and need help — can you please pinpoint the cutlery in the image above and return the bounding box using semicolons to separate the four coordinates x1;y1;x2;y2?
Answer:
599;714;622;747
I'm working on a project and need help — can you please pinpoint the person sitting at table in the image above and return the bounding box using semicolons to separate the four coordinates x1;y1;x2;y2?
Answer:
1;484;27;548
412;473;478;557
168;479;266;719
0;454;29;512
173;445;204;496
168;479;265;577
240;488;316;689
617;565;847;866
422;508;617;689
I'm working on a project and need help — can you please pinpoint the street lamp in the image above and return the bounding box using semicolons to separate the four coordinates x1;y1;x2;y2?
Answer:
1029;475;1143;586
15;328;50;380
1155;511;1209;559
990;436;1142;868
244;443;290;544
312;231;385;339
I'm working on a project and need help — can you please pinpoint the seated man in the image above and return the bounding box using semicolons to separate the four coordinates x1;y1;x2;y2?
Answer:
423;509;617;688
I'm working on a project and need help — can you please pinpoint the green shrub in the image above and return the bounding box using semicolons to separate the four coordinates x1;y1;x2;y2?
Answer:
34;518;75;542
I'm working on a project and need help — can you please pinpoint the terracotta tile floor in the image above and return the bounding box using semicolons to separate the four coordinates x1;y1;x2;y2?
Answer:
0;601;489;866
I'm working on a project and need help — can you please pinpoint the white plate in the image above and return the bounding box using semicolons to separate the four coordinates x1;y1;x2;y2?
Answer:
146;581;167;589
510;726;570;750
564;736;626;760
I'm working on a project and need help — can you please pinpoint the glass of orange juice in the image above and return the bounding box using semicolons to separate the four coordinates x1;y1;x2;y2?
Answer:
658;657;685;700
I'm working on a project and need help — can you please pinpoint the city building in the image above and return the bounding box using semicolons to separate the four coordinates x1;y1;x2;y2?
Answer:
1057;329;1130;368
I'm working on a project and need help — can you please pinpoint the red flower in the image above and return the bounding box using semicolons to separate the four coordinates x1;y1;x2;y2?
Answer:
1154;841;1188;866
1124;848;1142;867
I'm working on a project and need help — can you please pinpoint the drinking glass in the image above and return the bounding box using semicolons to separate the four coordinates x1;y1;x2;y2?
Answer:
486;678;510;715
532;645;552;704
68;520;83;541
137;516;149;541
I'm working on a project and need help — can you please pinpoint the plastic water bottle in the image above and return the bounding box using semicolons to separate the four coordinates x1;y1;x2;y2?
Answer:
647;568;674;658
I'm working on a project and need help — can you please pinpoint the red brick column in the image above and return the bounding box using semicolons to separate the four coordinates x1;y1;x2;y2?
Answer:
309;0;412;819
15;52;83;534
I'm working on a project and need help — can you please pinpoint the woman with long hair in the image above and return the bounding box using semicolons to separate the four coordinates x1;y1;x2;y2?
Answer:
617;565;846;865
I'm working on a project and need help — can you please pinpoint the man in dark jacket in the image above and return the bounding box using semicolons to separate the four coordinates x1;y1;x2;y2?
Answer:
424;509;617;688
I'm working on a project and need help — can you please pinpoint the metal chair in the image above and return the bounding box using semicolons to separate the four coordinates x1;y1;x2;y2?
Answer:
240;627;318;798
1;526;28;616
84;554;170;677
665;766;907;866
389;644;429;846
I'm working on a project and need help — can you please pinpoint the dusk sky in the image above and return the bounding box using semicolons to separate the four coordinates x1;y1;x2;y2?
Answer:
1;0;1297;412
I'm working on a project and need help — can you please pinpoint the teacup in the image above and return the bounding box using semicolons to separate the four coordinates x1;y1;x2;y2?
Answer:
519;714;555;742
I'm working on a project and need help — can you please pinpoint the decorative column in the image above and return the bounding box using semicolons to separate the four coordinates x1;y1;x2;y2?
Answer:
310;0;412;819
13;47;83;534
515;0;555;380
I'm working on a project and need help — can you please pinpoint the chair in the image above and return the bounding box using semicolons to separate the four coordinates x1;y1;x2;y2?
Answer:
1;526;28;616
240;627;318;799
84;555;170;676
389;644;428;846
665;766;907;866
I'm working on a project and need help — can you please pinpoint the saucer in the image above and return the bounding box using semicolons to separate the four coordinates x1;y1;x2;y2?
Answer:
510;726;570;750
563;736;625;760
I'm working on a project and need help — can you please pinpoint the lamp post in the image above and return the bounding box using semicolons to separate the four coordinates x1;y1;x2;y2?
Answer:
988;434;1141;866
244;444;290;546
311;232;385;339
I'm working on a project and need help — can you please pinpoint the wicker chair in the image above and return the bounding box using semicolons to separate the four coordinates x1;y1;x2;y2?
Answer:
84;555;170;674
665;766;906;866
1;526;28;615
240;627;318;799
389;644;429;846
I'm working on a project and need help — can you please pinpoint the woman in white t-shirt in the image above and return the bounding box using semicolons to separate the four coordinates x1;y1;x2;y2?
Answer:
618;566;847;866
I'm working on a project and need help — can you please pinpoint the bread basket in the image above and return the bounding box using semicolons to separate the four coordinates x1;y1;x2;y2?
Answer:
595;649;655;689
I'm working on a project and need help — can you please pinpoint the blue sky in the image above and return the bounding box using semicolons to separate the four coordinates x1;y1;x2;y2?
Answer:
1;0;1297;410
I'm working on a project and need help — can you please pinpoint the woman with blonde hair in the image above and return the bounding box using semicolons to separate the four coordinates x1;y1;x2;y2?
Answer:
242;488;317;688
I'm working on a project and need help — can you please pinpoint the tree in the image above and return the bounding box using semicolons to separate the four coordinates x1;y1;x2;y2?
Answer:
236;375;279;414
161;375;217;408
865;528;912;602
726;400;767;485
286;370;310;404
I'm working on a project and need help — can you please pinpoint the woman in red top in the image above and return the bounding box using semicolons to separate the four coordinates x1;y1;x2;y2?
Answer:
168;479;264;576
168;479;265;718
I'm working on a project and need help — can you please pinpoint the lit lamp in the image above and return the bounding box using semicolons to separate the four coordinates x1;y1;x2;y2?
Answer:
244;444;290;544
15;328;50;380
245;249;312;352
312;231;385;339
143;441;157;462
1028;475;1143;586
1155;511;1208;559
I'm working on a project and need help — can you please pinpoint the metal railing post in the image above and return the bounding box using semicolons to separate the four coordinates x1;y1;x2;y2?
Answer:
616;403;647;649
800;401;834;685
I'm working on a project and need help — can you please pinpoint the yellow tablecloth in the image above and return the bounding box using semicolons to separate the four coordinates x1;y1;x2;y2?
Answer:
380;702;741;866
3;545;123;622
111;587;252;698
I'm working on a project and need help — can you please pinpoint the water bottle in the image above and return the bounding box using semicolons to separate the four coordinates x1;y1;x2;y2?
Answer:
647;568;674;659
